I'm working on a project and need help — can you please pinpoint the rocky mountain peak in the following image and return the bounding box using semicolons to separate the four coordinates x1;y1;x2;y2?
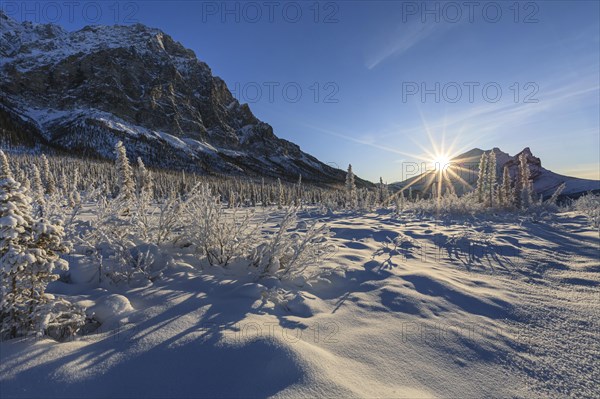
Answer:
395;147;598;197
0;13;351;185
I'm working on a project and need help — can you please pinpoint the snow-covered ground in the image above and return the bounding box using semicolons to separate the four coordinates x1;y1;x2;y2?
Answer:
1;209;598;398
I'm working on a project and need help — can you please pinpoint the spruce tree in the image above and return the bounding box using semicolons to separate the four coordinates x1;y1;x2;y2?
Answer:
295;174;302;207
277;178;284;209
0;171;35;337
346;164;357;209
40;154;56;196
261;178;267;207
31;165;45;213
487;151;497;207
518;153;533;210
501;165;512;208
136;157;153;201
476;152;488;203
378;177;388;205
115;141;135;202
0;152;73;338
69;168;81;208
0;150;11;179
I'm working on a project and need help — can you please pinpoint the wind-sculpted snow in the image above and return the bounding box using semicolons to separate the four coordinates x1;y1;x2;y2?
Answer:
2;207;598;398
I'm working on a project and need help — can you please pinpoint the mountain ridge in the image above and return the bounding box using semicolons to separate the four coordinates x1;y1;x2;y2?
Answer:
391;147;599;198
0;12;365;186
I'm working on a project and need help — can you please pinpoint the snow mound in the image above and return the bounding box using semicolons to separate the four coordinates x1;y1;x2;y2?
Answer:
87;294;133;325
68;255;98;284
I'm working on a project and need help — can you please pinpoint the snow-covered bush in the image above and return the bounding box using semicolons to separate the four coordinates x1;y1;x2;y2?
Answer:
153;193;186;245
37;296;87;341
573;193;600;228
374;232;420;268
185;184;257;266
403;192;483;216
444;230;496;264
76;194;135;284
101;243;162;285
250;208;337;283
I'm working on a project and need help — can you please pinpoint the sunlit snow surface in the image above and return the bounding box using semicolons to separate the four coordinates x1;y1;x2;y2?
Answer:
1;209;598;398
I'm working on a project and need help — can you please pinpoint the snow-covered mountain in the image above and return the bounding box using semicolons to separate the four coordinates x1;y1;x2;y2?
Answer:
0;12;354;185
392;147;599;198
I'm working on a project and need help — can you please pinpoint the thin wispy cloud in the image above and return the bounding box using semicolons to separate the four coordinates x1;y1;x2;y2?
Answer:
378;74;599;142
366;22;446;70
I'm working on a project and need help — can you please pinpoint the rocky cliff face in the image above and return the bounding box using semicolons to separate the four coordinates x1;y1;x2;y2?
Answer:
0;12;350;185
503;147;542;180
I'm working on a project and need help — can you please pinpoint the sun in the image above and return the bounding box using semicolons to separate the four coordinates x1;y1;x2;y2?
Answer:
432;154;452;170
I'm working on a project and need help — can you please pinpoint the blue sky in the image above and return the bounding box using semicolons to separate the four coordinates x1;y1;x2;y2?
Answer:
5;1;599;182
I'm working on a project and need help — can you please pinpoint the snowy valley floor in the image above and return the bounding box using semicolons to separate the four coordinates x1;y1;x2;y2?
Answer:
1;209;599;398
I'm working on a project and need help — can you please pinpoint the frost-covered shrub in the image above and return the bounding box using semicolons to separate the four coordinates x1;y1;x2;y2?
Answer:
403;192;483;216
250;209;337;283
573;193;600;228
185;184;257;266
77;195;135;284
375;232;419;268
37;296;87;341
100;243;158;285
153;193;185;245
78;195;167;285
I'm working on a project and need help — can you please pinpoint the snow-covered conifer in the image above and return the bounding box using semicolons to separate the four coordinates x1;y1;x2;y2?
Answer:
136;157;153;200
30;165;45;211
0;150;11;180
0;174;35;337
500;165;512;208
487;151;497;207
518;153;533;209
260;178;267;207
378;177;389;205
276;178;284;209
1;164;76;338
68;168;81;208
115;141;135;201
40;155;56;196
59;172;68;196
295;174;302;207
476;152;488;203
346;164;357;209
21;175;31;192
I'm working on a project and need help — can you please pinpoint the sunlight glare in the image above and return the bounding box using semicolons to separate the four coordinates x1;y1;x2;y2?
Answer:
432;155;451;170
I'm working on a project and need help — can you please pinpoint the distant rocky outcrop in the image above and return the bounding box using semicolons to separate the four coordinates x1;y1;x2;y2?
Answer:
392;147;599;198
